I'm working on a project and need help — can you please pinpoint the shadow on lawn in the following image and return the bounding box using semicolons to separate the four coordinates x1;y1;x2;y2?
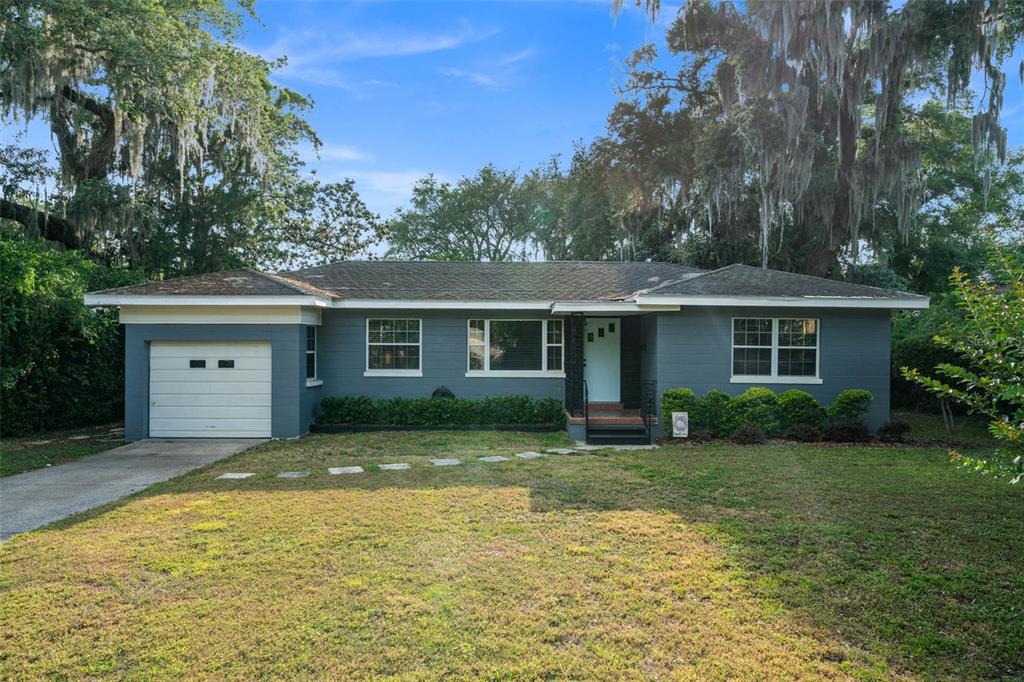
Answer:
35;440;1024;679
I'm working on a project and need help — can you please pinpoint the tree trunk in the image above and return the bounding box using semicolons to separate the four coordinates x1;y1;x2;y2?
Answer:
0;198;80;249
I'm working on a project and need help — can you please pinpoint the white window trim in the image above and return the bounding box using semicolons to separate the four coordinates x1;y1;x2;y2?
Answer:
305;327;319;385
365;318;423;377
465;318;565;377
730;317;822;384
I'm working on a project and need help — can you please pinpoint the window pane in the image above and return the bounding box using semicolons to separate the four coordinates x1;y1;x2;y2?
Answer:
469;344;485;370
779;319;816;347
778;348;817;376
306;327;316;351
489;320;542;371
733;318;772;346
306;353;316;378
368;343;420;370
547;320;563;344
732;347;771;375
469;320;485;343
547;345;562;371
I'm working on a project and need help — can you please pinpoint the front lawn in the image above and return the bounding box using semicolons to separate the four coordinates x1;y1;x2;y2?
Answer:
0;423;124;477
1;432;1020;679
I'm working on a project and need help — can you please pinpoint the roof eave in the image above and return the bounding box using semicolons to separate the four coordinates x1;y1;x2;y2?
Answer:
83;294;332;307
633;294;931;309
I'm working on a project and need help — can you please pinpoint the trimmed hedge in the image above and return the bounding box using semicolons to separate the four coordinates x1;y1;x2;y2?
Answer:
316;395;564;426
660;386;875;439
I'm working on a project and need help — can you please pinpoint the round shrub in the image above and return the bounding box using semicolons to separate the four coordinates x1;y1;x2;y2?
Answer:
876;419;911;443
731;424;767;444
782;423;823;442
829;389;874;421
822;420;872;443
431;386;456;399
694;389;737;437
777;390;827;430
730;387;781;435
661;388;698;431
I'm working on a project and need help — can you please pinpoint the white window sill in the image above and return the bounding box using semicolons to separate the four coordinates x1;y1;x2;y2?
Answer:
305;378;323;387
730;376;822;385
364;370;423;378
465;371;566;379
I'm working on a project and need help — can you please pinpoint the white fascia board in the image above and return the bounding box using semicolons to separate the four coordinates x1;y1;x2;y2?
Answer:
634;294;930;309
331;299;553;310
551;301;680;313
84;294;331;307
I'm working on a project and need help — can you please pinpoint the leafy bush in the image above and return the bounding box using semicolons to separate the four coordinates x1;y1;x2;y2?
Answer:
730;387;781;435
777;390;827;429
431;386;456;399
316;395;563;425
731;424;766;444
0;238;143;435
782;423;823;442
660;388;698;431
829;389;874;421
822;420;872;443
876;419;911;443
693;389;736;437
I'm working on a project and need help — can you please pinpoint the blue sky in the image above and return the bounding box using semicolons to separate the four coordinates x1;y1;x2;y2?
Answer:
242;1;675;215
3;1;1023;219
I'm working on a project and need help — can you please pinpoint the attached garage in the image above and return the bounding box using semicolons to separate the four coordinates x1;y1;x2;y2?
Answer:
149;341;272;438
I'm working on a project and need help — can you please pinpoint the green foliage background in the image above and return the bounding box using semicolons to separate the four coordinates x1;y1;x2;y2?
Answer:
0;237;143;435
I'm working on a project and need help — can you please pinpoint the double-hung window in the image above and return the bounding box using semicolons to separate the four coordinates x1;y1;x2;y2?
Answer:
731;318;820;383
467;319;564;377
366;319;422;376
305;327;321;386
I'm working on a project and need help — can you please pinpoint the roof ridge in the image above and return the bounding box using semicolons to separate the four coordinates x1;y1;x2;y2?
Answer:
259;270;334;298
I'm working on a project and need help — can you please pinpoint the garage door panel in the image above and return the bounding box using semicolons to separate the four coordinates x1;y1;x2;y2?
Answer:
150;369;271;384
150;342;271;358
150;381;271;395
149;341;272;438
150;405;273;420
151;394;272;408
150;356;272;371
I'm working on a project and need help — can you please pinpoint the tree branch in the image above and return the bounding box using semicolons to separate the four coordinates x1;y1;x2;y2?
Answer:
0;198;80;249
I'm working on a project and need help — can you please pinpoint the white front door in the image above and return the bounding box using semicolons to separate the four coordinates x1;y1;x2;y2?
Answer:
584;317;620;403
149;341;272;438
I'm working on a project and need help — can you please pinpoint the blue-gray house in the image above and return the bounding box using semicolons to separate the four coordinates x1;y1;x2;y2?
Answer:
84;261;929;442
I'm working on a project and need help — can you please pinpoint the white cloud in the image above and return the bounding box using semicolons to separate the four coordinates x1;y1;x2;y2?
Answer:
497;47;537;66
440;45;536;90
440;68;499;89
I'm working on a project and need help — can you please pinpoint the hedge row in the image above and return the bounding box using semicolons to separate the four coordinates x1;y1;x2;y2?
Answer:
316;395;564;426
661;387;873;438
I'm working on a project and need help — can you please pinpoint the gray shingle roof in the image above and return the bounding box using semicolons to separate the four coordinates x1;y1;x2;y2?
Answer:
282;261;704;301
88;269;332;298
638;264;927;300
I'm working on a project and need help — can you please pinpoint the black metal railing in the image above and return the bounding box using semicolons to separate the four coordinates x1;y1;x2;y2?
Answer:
583;379;590;443
640;379;657;444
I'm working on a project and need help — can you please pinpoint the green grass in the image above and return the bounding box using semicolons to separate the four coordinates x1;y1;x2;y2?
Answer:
0;423;124;477
1;431;1021;680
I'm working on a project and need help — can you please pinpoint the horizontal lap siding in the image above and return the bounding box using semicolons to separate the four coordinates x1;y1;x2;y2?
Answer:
317;310;566;403
654;307;892;430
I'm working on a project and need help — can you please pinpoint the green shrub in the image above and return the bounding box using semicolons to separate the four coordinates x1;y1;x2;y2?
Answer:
828;389;874;421
694;389;736;437
0;237;144;435
731;424;767;444
660;388;698;431
730;387;781;435
782;423;822;442
316;395;562;426
777;390;827;429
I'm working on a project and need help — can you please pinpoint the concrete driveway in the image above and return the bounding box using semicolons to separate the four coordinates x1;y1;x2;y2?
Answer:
0;438;264;541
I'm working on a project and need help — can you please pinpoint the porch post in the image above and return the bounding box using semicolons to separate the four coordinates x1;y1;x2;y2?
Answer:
564;314;584;416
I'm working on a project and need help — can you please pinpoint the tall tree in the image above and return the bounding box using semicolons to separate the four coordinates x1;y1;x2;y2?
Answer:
616;0;1023;276
387;167;535;261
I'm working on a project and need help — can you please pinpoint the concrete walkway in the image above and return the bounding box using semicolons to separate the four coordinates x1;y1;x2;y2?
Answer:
1;439;263;541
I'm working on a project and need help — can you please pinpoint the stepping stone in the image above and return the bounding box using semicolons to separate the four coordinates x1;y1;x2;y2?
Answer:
277;471;310;478
379;463;410;471
429;458;460;466
216;472;255;480
328;466;364;475
478;455;509;463
544;448;576;455
68;435;92;441
515;451;545;459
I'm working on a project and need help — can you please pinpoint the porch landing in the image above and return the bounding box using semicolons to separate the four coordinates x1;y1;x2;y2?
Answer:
565;404;654;426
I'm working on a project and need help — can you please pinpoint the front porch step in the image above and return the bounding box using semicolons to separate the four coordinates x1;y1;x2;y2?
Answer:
586;424;651;445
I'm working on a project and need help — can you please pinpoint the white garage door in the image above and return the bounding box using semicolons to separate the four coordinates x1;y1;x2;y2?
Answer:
149;341;272;438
